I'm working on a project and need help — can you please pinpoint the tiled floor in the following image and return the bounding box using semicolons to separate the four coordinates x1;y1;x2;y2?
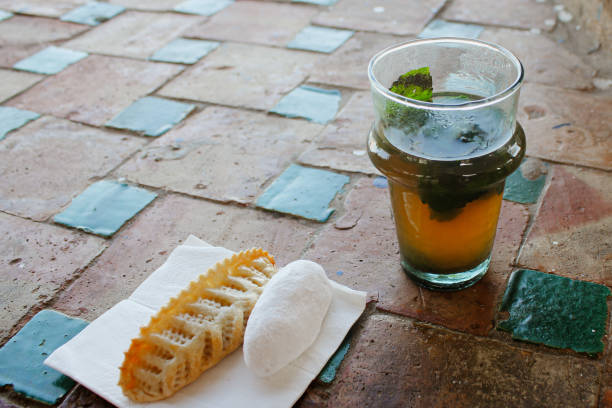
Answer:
0;0;611;407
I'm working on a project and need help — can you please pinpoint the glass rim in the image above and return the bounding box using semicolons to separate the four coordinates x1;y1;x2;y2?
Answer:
368;37;524;111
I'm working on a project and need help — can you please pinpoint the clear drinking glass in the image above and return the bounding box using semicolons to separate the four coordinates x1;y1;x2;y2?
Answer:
367;38;525;291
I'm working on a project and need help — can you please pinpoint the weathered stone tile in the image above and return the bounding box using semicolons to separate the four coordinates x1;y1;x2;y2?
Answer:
503;157;548;204
0;116;145;221
418;19;483;39
0;310;87;404
0;69;42;103
0;0;86;18
298;314;601;407
0;10;11;21
308;32;400;90
0;212;105;341
13;46;87;75
108;0;183;11
270;86;341;124
59;386;113;408
442;0;556;30
106;96;194;137
54;180;157;237
298;91;378;174
150;38;219;64
186;1;316;46
158;43;318;110
518;165;612;285
8;55;182;126
60;2;125;26
498;268;610;353
117;106;322;204
52;194;318;320
288;26;354;54
0;107;39;141
304;177;528;335
256;164;349;222
0;44;45;69
0;16;88;46
174;0;233;16
518;83;612;170
312;0;445;35
65;11;203;59
480;28;595;90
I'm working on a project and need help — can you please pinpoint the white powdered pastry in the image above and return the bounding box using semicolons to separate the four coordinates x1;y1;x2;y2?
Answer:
243;260;333;377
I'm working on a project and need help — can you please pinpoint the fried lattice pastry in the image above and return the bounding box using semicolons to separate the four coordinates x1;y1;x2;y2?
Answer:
119;248;277;402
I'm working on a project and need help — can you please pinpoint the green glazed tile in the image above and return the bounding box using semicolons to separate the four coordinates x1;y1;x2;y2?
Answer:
150;38;219;64
0;310;88;404
174;0;233;16
288;26;354;54
14;46;87;75
503;161;548;204
60;2;125;26
256;164;349;222
270;85;341;124
498;269;610;353
0;10;12;21
0;107;39;140
106;97;194;137
54;180;157;237
418;19;483;39
318;340;350;384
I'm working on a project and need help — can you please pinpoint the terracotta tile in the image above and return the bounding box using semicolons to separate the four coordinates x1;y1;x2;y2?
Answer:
0;16;87;46
442;0;556;30
0;0;87;18
8;55;182;126
480;28;595;91
312;0;445;35
518;165;612;285
117;106;323;203
158;43;318;110
298;91;379;174
0;212;105;342
65;11;204;59
52;194;318;320
298;314;600;407
0;117;145;221
185;1;317;47
518;83;612;171
0;69;42;103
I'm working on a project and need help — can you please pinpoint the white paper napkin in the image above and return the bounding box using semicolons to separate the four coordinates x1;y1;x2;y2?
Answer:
45;235;367;408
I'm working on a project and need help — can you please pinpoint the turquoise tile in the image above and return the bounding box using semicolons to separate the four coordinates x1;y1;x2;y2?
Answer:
418;19;483;39
292;0;337;5
174;0;233;16
0;9;12;21
151;38;219;64
288;26;353;54
503;161;548;204
498;269;610;354
0;107;39;141
318;339;350;384
13;46;87;75
256;164;349;222
373;176;388;188
270;85;341;124
54;180;157;237
60;2;125;26
0;310;88;404
106;97;194;137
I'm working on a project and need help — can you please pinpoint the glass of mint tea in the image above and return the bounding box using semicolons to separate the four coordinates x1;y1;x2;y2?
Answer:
367;38;525;291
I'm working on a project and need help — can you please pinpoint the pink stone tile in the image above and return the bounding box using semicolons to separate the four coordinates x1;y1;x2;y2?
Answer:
308;32;400;90
0;212;105;342
117;106;323;203
298;91;378;174
0;116;145;221
442;0;556;30
518;165;612;285
0;0;87;17
185;1;317;47
0;44;45;69
312;0;445;35
0;16;87;47
158;43;318;110
480;28;595;90
0;69;42;103
8;55;182;126
518;83;612;171
52;194;318;320
64;11;204;59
